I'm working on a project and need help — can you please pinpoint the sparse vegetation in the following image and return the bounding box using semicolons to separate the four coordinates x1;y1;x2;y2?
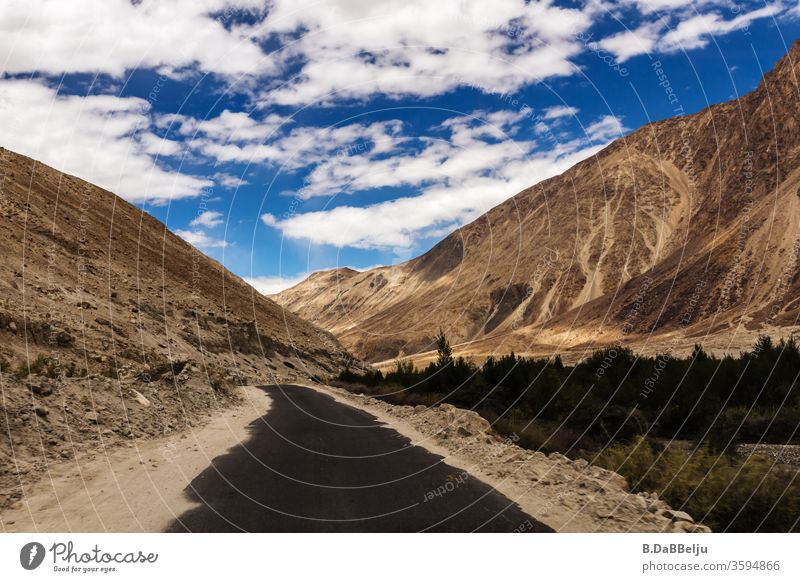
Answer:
337;333;800;531
596;437;800;532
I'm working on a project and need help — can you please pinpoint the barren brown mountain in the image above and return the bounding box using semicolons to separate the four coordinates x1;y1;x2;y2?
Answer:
276;41;800;365
0;148;357;508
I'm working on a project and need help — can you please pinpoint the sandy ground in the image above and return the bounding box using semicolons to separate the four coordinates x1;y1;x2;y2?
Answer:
0;386;271;532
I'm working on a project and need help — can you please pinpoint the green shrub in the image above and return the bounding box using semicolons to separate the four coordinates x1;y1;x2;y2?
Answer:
15;354;61;378
595;437;800;532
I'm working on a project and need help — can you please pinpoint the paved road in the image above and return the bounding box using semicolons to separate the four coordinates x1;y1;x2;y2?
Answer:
168;384;551;532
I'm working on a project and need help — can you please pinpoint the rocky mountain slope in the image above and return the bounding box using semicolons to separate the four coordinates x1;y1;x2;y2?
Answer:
276;41;800;364
0;148;357;508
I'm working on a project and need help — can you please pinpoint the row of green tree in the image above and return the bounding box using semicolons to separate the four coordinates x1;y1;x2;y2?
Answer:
338;333;800;531
339;333;800;450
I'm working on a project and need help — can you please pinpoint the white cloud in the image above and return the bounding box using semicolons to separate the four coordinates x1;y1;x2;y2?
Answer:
258;0;593;104
543;105;579;119
167;109;289;143
598;3;785;62
628;0;715;14
245;274;308;295
261;130;609;249
0;0;789;112
660;5;783;52
213;172;248;188
0;0;272;78
287;111;542;200
254;107;629;249
190;210;225;228
261;213;279;227
0;79;211;203
584;115;627;143
598;22;662;62
175;229;229;248
174;112;406;173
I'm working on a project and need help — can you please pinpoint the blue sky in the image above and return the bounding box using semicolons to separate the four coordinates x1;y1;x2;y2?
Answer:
1;0;798;294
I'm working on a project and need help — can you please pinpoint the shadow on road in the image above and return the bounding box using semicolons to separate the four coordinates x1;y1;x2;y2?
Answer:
167;384;552;532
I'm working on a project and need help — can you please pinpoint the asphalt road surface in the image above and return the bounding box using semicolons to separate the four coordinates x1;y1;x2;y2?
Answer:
168;384;552;532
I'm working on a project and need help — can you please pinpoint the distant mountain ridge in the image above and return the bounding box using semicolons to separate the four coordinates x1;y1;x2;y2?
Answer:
275;40;800;363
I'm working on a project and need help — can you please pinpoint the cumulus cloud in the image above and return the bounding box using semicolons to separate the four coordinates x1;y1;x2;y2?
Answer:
245;274;309;295
165;109;289;143
171;111;406;173
584;115;627;143
543;105;580;119
190;210;225;228
599;2;784;61
627;0;717;14
0;79;211;203
260;115;615;249
0;0;272;78
256;0;593;104
597;22;663;62
2;0;790;258
175;229;229;248
660;5;784;52
213;172;248;188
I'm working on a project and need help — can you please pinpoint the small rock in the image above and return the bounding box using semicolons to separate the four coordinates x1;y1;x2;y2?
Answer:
85;412;99;424
34;405;49;417
53;329;73;346
596;509;615;519
8;321;17;332
131;389;151;407
30;384;53;397
663;509;695;523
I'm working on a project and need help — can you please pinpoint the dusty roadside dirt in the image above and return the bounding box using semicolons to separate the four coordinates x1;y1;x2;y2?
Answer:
303;382;710;533
0;386;270;532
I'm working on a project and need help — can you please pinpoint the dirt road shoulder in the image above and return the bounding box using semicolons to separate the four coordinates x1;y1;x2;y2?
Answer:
1;386;270;532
